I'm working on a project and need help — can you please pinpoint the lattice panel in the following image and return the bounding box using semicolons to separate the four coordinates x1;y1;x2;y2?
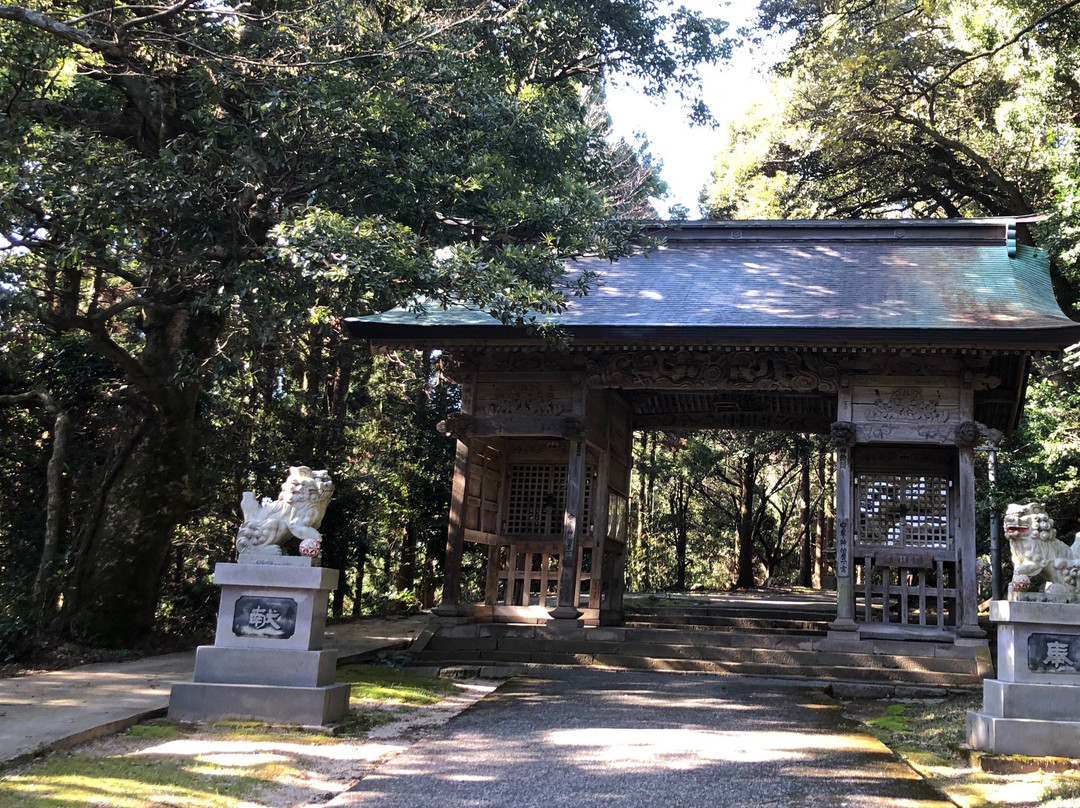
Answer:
856;474;951;550
505;464;593;536
854;557;957;628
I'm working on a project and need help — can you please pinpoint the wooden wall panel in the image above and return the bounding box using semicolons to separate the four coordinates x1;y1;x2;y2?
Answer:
474;378;577;418
463;437;503;537
851;377;960;426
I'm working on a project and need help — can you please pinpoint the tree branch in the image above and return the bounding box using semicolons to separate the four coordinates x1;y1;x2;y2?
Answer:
892;112;1030;212
0;391;56;411
0;5;127;59
120;0;197;33
933;0;1080;90
89;295;152;322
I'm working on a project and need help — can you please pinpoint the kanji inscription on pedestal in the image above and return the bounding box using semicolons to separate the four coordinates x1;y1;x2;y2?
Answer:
232;595;298;639
1028;632;1080;673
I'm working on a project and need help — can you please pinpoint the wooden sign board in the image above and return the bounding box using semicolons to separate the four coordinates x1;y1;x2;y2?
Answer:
868;550;935;569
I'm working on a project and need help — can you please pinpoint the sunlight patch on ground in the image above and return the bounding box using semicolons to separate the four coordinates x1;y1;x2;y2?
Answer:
544;727;880;769
602;693;756;711
133;738;406;763
1;771;267;808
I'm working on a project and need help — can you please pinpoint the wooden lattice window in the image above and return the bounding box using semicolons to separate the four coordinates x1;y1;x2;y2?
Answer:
855;474;951;550
505;464;593;536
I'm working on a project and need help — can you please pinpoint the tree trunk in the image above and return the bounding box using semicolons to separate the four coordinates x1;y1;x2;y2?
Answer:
0;391;74;619
671;478;689;591
735;453;756;589
798;441;813;587
397;523;418;596
61;406;198;645
352;530;368;617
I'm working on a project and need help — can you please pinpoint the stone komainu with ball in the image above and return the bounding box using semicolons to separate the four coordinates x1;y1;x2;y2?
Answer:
1005;502;1080;601
235;466;334;558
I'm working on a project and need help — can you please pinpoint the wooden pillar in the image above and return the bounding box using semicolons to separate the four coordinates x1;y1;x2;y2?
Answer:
484;544;500;605
611;543;628;615
590;394;612;613
433;438;470;615
956;376;983;636
956;444;982;636
832;443;857;631
551;438;587;620
831;378;858;634
590;452;610;610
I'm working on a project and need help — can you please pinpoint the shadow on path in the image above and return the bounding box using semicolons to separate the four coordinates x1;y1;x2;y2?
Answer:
332;668;949;808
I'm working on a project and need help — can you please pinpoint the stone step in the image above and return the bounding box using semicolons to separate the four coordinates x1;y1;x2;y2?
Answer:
623;608;831;633
432;622;968;659
623;617;827;635
413;650;982;687
418;621;984;687
625;605;836;621
423;636;977;675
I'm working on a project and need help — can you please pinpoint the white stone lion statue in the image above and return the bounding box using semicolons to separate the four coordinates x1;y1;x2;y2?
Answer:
236;467;334;558
1006;502;1080;600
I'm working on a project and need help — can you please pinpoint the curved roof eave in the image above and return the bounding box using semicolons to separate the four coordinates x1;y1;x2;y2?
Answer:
344;320;1080;352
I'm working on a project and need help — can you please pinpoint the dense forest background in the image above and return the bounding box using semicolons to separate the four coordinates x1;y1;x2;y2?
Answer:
4;0;1080;659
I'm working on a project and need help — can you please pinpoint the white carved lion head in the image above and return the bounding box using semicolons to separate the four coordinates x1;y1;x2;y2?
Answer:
280;466;335;505
1004;502;1057;543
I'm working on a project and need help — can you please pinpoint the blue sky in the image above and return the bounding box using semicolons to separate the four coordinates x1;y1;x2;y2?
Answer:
605;0;783;219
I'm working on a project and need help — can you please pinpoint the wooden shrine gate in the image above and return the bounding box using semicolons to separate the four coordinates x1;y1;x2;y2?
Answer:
347;219;1080;647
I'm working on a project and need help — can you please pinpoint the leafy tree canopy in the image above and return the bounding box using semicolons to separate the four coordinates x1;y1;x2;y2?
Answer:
703;0;1080;301
0;0;729;642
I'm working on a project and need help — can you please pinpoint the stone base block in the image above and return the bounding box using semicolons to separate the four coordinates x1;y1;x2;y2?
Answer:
968;711;1080;758
193;646;338;688
168;681;351;726
983;679;1080;722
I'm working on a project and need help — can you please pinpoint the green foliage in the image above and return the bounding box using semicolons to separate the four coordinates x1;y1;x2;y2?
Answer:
628;430;827;591
853;696;978;764
1041;776;1080;804
705;0;1080;261
0;0;728;647
975;362;1080;552
866;703;911;734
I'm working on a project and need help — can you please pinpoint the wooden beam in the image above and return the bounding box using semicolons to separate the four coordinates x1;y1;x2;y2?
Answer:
464;529;501;546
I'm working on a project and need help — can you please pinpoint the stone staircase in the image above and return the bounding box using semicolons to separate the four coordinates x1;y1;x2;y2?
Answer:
410;601;992;691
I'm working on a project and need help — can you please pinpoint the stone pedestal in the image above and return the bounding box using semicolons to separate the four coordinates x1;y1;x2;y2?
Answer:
169;561;351;726
968;600;1080;757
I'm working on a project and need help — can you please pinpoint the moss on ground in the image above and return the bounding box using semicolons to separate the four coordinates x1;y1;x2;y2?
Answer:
0;749;275;808
0;664;471;807
337;663;462;706
844;693;1080;807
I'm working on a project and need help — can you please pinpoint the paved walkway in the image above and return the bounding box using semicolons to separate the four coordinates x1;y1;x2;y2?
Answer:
0;614;432;765
330;668;951;808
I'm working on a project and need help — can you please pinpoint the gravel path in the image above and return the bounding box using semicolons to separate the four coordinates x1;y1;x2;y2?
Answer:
330;668;951;808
